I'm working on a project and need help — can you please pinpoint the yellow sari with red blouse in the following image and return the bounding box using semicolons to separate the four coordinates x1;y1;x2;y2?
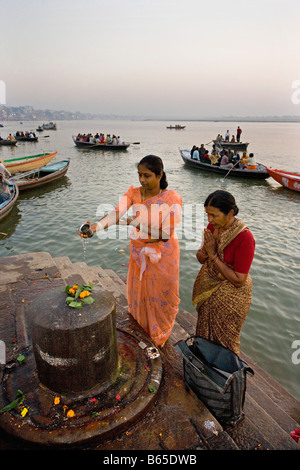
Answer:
192;218;252;355
116;185;182;346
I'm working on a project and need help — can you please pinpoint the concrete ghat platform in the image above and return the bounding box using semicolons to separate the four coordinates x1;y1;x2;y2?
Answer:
0;252;299;451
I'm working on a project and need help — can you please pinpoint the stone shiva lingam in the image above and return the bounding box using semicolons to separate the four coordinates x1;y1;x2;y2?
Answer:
0;283;162;447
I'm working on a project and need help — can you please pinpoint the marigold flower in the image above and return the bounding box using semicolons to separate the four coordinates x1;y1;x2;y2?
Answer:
72;285;78;290
67;409;75;418
54;397;60;405
79;290;90;298
69;288;75;294
21;407;28;417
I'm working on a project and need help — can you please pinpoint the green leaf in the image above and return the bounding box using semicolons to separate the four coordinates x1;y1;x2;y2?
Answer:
0;389;25;414
148;384;157;394
68;301;83;308
82;296;95;304
75;285;84;299
65;296;75;302
16;354;25;365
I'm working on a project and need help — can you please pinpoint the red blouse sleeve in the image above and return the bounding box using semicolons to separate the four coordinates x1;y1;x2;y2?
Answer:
207;223;255;274
231;230;255;274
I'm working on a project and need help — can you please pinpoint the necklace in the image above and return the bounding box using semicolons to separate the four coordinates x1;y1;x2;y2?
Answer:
141;188;162;202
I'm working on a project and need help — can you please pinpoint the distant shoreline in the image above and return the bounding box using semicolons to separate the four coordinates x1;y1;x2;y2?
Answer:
0;104;300;123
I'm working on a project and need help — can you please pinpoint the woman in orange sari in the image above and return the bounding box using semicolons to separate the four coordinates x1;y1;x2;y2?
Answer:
85;155;182;347
192;190;255;355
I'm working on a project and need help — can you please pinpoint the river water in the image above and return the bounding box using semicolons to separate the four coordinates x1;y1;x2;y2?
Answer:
0;119;299;400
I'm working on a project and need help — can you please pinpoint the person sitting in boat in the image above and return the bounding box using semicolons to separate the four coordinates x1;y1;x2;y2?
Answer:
227;148;233;161
7;134;14;141
191;147;200;160
191;145;197;158
117;136;122;145
210;146;220;165
200;150;211;164
219;153;233;169
112;135;117;145
240;151;249;168
229;150;240;164
230;135;236;142
0;172;11;204
199;144;207;159
241;153;256;170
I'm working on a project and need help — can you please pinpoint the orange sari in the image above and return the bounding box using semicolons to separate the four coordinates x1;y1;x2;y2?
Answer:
116;185;182;346
116;186;182;346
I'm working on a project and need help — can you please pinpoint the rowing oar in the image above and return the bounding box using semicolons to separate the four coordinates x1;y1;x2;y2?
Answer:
223;160;240;179
205;140;213;145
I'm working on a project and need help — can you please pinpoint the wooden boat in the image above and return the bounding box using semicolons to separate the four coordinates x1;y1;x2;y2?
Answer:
166;125;186;129
266;167;300;192
43;122;57;130
0;182;19;222
179;148;270;179
72;135;130;150
213;140;249;151
9;159;70;191
4;151;57;174
0;139;17;146
36;126;44;132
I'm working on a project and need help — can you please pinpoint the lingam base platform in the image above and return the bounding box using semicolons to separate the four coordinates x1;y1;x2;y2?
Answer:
0;285;162;448
0;329;162;447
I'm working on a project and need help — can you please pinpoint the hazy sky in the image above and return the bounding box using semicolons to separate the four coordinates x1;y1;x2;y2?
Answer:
1;0;300;118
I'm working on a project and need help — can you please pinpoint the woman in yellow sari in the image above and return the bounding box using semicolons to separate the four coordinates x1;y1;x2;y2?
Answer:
192;190;255;355
84;155;182;347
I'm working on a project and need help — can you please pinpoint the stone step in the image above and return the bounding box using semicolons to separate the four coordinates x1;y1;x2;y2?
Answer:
0;251;60;285
176;310;300;425
53;257;128;310
175;310;299;450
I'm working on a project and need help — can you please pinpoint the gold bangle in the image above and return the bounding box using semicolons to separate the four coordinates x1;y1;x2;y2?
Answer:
210;253;218;262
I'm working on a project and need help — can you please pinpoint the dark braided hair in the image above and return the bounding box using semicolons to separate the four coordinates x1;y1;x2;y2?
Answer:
137;155;168;189
204;190;239;215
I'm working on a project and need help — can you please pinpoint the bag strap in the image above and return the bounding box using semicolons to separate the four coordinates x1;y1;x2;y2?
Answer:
175;339;228;394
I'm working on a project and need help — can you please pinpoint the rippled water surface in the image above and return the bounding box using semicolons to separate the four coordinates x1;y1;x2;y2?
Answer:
1;119;299;399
